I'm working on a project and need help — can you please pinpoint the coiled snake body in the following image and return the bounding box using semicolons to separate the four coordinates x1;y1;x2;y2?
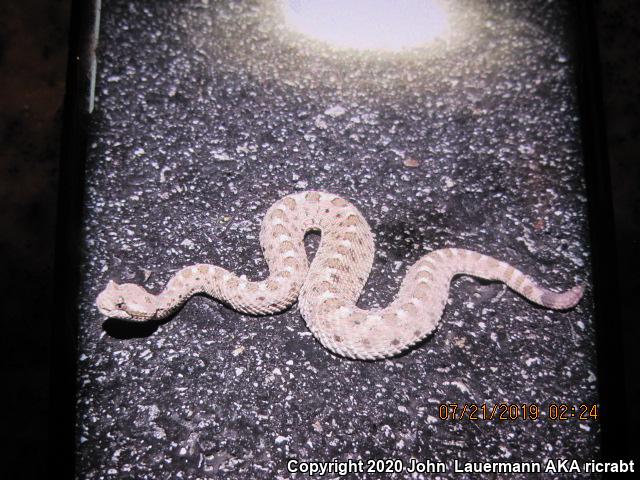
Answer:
97;191;583;360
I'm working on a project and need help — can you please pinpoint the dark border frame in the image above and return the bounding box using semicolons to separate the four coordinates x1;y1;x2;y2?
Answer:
573;0;629;461
49;0;100;476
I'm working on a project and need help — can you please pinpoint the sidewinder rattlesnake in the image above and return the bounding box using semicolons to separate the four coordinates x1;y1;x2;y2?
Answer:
97;191;583;360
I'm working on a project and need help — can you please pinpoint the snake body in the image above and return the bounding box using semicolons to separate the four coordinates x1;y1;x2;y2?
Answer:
97;191;583;360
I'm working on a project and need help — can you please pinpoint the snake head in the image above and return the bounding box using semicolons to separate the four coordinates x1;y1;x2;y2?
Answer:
96;280;158;321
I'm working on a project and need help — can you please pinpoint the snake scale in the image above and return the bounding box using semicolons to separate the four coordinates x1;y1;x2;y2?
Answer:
97;191;583;360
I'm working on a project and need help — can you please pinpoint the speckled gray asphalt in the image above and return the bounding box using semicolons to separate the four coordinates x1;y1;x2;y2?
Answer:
76;1;598;478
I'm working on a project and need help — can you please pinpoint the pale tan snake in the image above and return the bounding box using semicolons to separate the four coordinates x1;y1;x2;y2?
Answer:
96;191;583;360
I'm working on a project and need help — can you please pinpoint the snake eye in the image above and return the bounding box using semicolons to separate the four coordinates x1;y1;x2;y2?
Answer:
116;297;126;309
